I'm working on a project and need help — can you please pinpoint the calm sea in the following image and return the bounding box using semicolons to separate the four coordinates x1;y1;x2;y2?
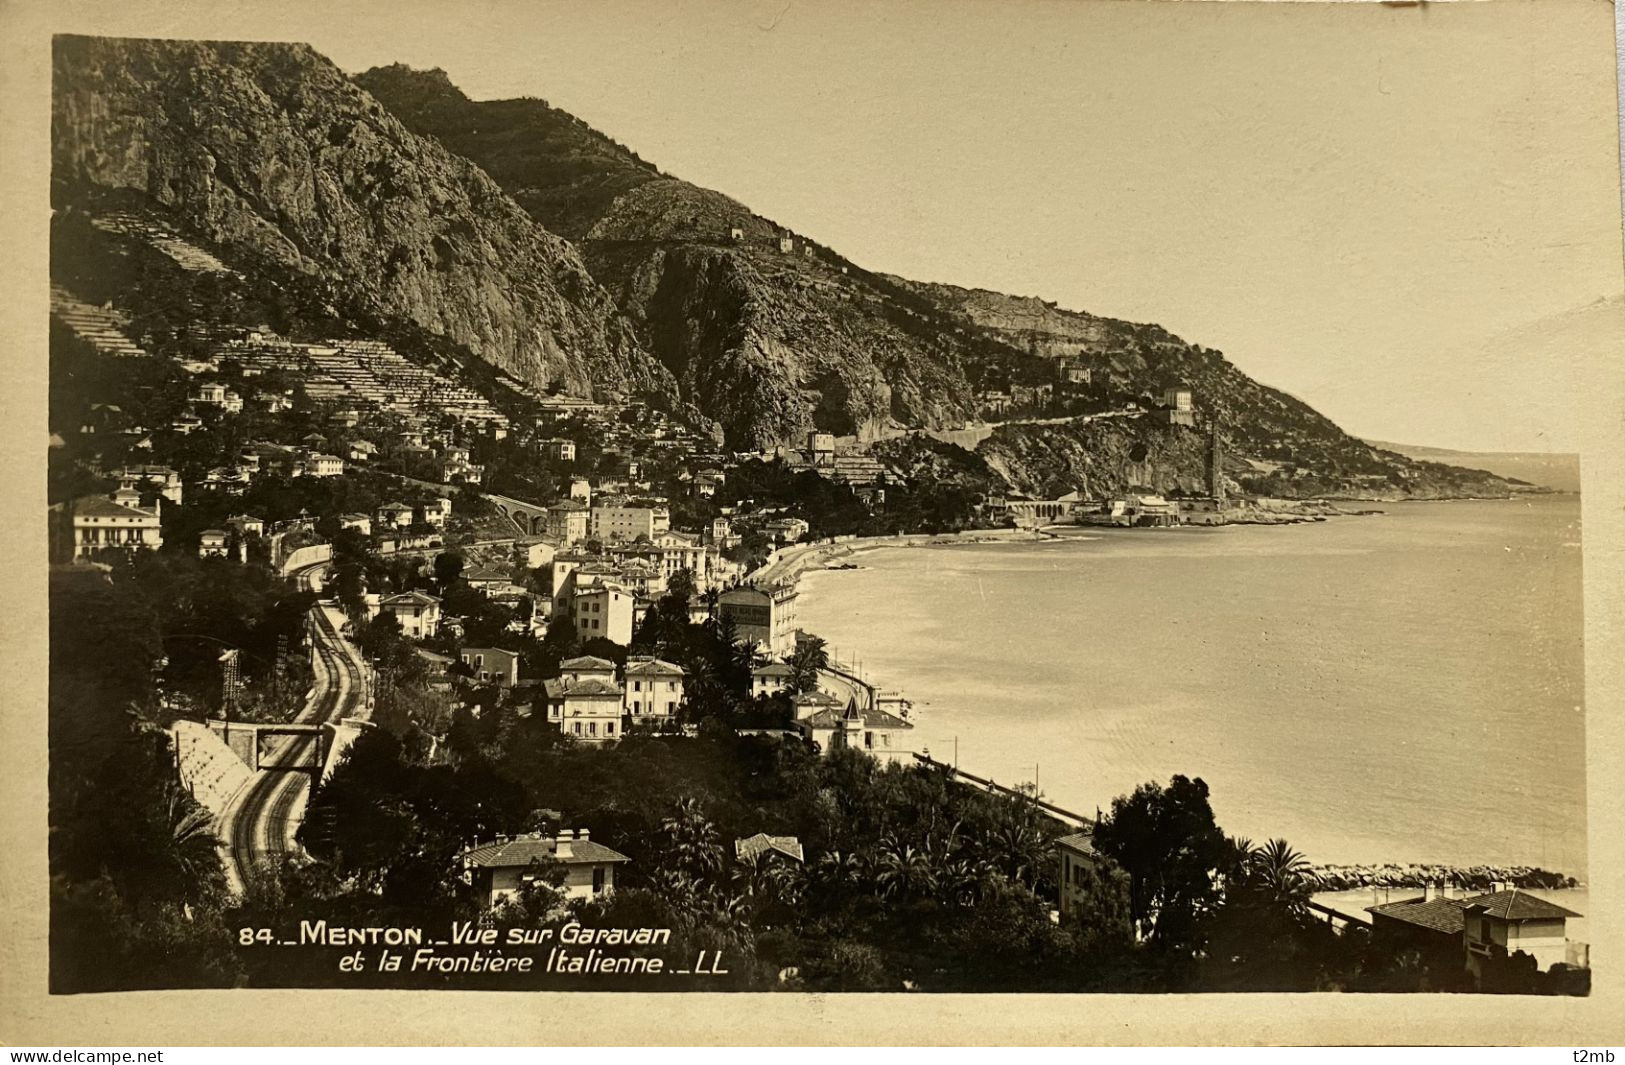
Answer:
796;497;1586;877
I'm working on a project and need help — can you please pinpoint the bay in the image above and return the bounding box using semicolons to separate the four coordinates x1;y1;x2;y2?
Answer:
796;497;1586;877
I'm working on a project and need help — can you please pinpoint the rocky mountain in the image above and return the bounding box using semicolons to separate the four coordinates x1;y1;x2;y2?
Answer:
902;282;1531;498
51;39;1526;500
356;66;1049;451
52;35;672;400
355;64;1524;499
894;280;1377;477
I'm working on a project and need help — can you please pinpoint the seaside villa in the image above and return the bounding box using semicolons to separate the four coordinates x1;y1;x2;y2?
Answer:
796;697;915;764
1366;885;1586;981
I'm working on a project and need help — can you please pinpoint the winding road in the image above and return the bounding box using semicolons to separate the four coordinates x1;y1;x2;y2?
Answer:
219;563;369;893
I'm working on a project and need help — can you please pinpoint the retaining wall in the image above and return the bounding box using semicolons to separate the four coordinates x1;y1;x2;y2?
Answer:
172;719;255;818
280;542;333;577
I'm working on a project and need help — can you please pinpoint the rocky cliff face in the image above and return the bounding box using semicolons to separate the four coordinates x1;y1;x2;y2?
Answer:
358;63;1512;494
53;36;672;400
981;418;1222;500
585;241;981;449
360;66;1041;450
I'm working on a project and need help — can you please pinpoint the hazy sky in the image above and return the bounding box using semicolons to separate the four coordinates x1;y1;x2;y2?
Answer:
56;0;1625;451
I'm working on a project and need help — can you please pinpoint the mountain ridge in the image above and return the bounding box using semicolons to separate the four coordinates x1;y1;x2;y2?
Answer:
51;40;1526;501
356;62;1524;499
52;35;674;402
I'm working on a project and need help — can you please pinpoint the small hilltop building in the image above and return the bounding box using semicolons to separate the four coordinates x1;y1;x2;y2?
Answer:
1160;387;1196;427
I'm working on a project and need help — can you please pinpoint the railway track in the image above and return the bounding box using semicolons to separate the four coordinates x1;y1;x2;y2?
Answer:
221;564;367;893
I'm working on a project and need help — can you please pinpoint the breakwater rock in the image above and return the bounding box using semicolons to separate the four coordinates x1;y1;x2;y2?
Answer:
1307;863;1579;892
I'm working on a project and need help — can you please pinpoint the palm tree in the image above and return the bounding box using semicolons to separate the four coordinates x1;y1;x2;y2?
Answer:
874;835;937;900
164;781;226;902
985;789;1049;888
788;635;829;694
661;797;724;881
1247;837;1313;913
730;850;773;898
812;848;864;898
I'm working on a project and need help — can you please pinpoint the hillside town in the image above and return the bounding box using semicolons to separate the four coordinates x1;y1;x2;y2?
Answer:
42;32;1582;1001
48;212;1585;997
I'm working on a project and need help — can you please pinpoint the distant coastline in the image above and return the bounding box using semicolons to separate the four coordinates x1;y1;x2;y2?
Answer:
753;491;1567;590
1363;440;1582;494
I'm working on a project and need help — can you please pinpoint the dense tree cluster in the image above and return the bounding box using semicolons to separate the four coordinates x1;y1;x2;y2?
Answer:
48;554;314;991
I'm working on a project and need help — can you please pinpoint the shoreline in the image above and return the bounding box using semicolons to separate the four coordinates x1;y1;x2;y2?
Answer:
751;526;1058;586
754;504;1356;586
783;497;1585;883
762;492;1569;589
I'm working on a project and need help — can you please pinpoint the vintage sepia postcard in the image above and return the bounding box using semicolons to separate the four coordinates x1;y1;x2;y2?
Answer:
2;0;1623;1047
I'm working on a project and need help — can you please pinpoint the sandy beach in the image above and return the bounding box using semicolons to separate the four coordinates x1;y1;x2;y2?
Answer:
749;527;1059;586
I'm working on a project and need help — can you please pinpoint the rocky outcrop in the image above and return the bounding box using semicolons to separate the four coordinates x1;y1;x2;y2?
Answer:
355;63;1527;494
351;64;668;243
53;36;673;400
981;417;1219;499
57;42;1531;497
587;241;977;449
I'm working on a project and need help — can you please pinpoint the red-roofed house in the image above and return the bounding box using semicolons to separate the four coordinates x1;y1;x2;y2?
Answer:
460;646;520;687
734;833;804;865
198;529;230;558
1056;832;1127;929
379;591;442;639
1368;885;1586;979
751;661;794;698
53;494;163;561
561;656;617;685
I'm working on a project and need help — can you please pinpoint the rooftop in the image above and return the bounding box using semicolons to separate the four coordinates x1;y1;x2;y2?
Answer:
1055;832;1098;857
561;655;617;672
800;702;915;731
72;495;156;520
463;833;629;869
462;646;517;660
1368;888;1581;934
1366;897;1470;935
624;657;684;677
545;677;623;699
735;833;805;864
1463;890;1582;921
381;590;442;606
